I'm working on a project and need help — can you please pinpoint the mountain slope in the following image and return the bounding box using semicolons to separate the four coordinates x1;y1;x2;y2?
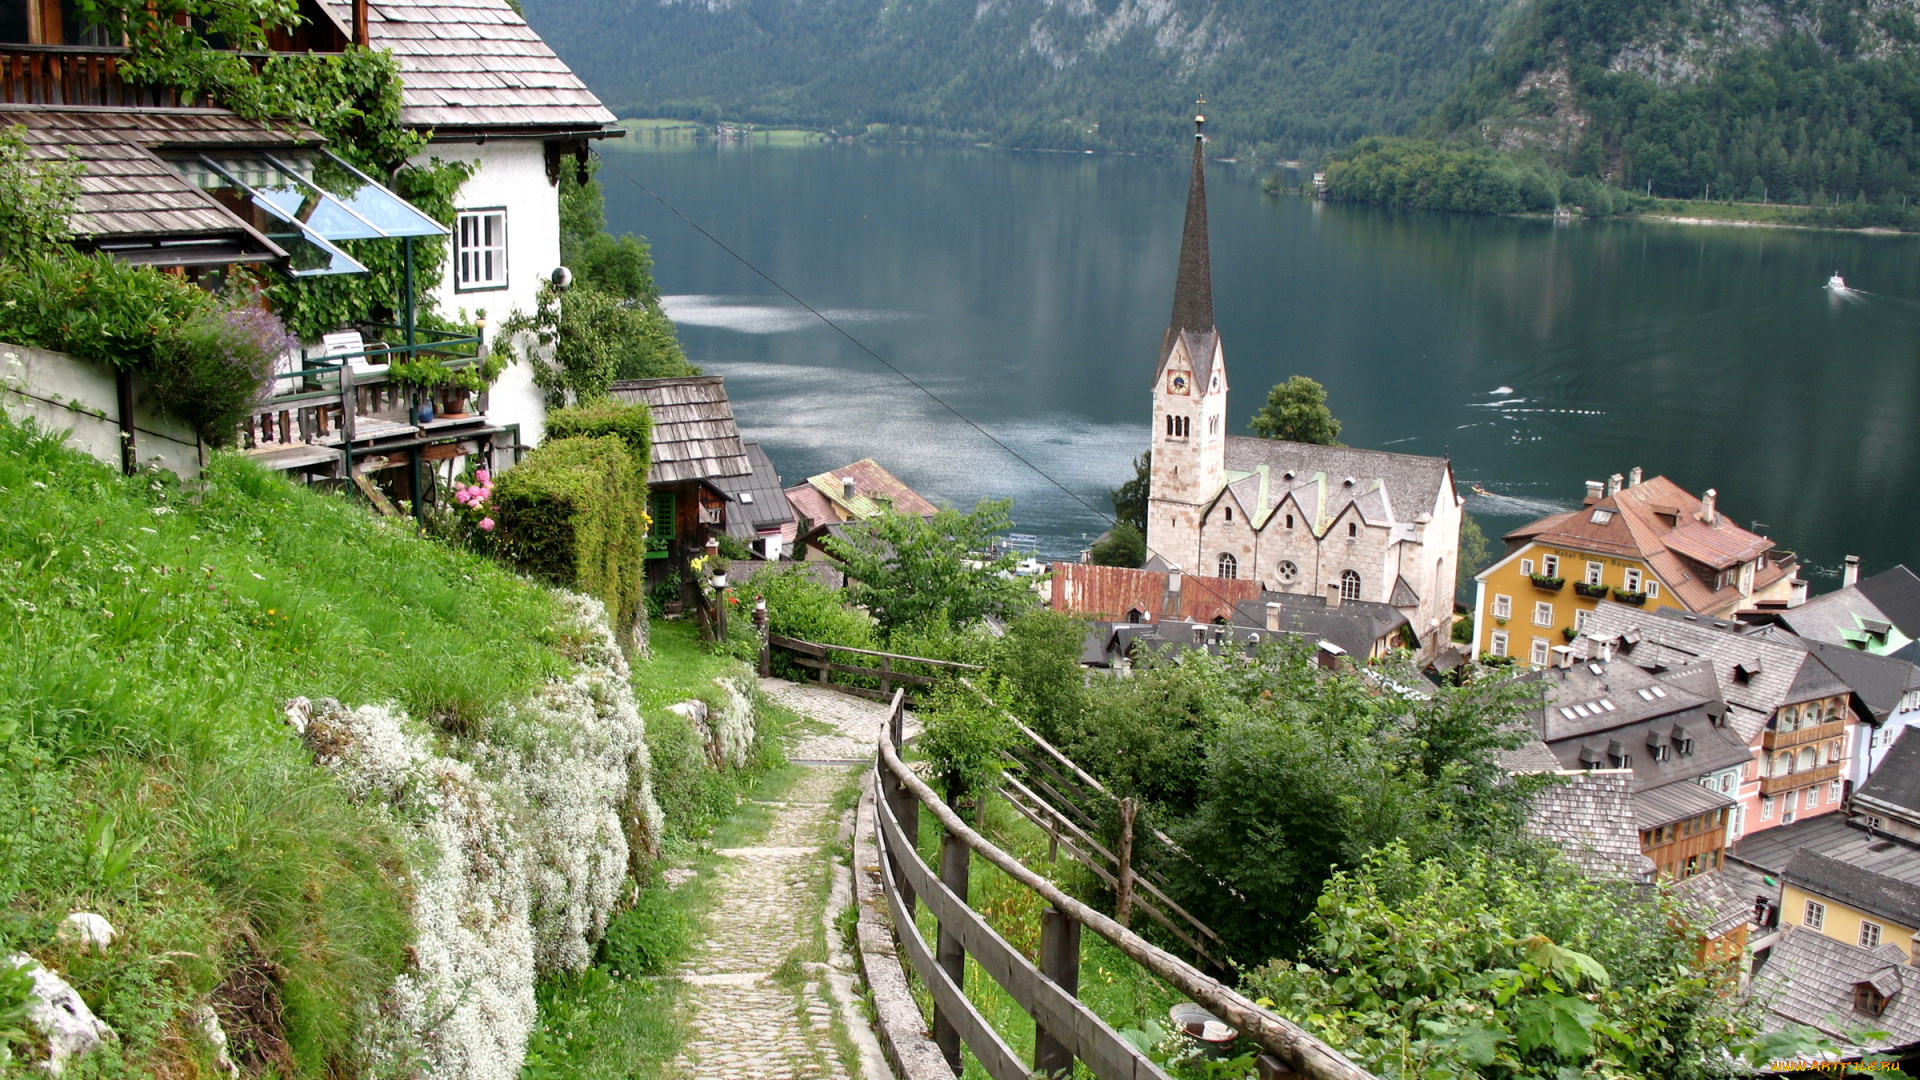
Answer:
1429;0;1920;204
520;0;1525;156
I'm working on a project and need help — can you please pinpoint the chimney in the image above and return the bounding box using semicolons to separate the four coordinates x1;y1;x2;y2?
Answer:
1265;601;1281;632
1702;488;1718;525
1628;466;1643;488
1844;555;1861;588
1584;480;1604;504
841;477;856;501
1607;473;1624;498
1326;581;1342;609
1168;566;1183;592
352;0;370;46
1166;565;1183;619
1558;647;1576;669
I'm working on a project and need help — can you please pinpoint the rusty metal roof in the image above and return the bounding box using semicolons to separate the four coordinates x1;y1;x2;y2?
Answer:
1050;563;1262;625
319;0;614;130
1;107;311;253
607;375;751;485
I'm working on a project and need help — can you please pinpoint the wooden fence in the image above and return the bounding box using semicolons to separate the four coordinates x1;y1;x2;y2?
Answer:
875;691;1377;1080
765;634;982;702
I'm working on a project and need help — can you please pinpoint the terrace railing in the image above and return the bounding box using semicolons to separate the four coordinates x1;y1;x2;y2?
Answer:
873;691;1377;1080
0;45;265;107
763;634;983;702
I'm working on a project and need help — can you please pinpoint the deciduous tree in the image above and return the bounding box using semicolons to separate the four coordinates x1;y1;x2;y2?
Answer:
1249;376;1342;445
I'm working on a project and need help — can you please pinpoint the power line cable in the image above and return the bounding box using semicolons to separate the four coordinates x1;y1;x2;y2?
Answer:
592;149;1175;562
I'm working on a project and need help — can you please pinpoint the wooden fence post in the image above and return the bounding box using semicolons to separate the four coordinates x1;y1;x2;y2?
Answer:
1034;906;1081;1078
753;597;770;677
1116;797;1137;930
880;655;892;698
887;694;917;916
933;823;970;1073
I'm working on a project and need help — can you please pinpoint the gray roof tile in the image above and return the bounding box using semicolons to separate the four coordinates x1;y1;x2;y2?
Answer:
1752;926;1920;1048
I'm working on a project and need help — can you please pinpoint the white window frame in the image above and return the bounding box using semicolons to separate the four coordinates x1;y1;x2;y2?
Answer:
1831;780;1844;803
1521;558;1535;576
1585;561;1604;586
1803;900;1825;930
1533;601;1554;627
1340;570;1361;602
1861;920;1883;948
455;207;509;293
1489;631;1509;657
1762;796;1774;820
1573;609;1590;634
1645;581;1660;599
1542;554;1560;578
1624;567;1643;592
1492;594;1512;620
1530;638;1550;665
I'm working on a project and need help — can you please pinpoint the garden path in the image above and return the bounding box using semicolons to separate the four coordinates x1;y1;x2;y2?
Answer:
663;681;909;1080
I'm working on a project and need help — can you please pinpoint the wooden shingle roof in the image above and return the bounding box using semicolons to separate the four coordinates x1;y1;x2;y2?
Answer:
0;107;313;249
607;376;751;485
319;0;614;131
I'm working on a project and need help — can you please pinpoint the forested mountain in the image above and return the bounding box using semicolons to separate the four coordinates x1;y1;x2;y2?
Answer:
518;0;1524;157
1428;0;1920;205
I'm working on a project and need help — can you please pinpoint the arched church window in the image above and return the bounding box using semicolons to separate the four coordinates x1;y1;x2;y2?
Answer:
1341;570;1362;602
1276;560;1298;585
1348;522;1358;538
1225;506;1233;522
1286;514;1294;529
1218;553;1238;579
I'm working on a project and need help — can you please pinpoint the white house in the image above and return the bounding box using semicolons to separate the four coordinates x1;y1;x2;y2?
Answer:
323;0;619;448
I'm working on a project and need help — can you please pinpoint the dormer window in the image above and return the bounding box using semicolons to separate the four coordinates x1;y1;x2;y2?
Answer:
1856;984;1889;1017
1592;510;1614;524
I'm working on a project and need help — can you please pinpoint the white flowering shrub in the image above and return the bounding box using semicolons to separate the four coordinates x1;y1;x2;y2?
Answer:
708;674;760;770
288;591;664;1079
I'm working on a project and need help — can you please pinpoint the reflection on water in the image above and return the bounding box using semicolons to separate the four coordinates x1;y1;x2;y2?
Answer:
597;136;1920;578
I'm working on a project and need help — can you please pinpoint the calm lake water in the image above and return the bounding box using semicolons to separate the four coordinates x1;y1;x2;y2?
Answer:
596;134;1920;584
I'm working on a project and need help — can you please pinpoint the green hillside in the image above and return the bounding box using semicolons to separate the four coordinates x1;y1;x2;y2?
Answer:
520;0;1526;158
1425;0;1920;212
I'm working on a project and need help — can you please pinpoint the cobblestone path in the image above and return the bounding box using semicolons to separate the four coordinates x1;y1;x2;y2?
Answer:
664;682;904;1080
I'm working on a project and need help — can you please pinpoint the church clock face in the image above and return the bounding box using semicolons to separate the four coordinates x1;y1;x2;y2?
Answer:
1168;371;1190;395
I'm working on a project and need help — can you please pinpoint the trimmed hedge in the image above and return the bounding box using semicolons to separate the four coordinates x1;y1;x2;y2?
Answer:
495;434;648;636
544;399;653;468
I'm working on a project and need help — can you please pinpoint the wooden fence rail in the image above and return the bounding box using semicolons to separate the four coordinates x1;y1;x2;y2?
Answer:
766;634;983;702
875;691;1378;1080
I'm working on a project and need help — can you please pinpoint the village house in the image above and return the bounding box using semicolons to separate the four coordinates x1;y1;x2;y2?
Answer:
1776;561;1920;657
785;458;938;559
1579;603;1862;840
1853;729;1920;844
714;441;795;561
1525;655;1746;879
1748;925;1920;1052
607;376;755;589
1734;812;1920;961
1474;471;1802;667
1142;113;1461;653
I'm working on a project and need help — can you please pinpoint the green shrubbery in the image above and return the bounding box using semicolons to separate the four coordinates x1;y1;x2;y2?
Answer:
546;399;655;464
0;413;574;1075
494;435;651;637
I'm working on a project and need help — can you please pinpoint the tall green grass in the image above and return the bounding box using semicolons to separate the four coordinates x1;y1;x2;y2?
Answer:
0;415;573;1076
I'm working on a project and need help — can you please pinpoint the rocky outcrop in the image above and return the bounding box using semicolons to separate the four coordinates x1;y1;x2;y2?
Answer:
10;955;116;1075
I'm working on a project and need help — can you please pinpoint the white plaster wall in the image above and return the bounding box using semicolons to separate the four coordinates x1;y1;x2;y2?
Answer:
1;342;203;478
413;138;563;450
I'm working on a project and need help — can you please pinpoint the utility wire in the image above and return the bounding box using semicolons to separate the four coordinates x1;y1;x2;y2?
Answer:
592;150;1172;561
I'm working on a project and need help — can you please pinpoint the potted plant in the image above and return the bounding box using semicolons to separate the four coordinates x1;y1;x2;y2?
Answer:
1574;581;1611;599
1562;626;1579;642
1612;587;1649;606
1529;573;1566;591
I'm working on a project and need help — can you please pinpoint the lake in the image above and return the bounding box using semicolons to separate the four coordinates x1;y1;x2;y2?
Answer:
596;133;1920;585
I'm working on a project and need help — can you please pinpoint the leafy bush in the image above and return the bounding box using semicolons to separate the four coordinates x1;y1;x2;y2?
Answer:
1245;844;1750;1080
494;435;649;637
545;399;655;468
1089;521;1146;568
496;282;695;406
598;883;692;978
826;499;1037;635
916;679;1017;803
0;124;79;260
144;302;292;444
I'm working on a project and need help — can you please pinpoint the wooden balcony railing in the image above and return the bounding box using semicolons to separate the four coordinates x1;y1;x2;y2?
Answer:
1763;719;1845;752
1759;761;1842;798
0;45;183;108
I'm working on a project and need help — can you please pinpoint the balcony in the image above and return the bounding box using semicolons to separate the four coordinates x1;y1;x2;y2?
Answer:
1763;719;1845;752
240;327;516;512
0;45;226;108
1759;761;1842;798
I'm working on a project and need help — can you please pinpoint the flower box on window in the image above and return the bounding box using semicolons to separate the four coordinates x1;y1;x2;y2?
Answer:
1529;574;1566;592
1612;587;1649;606
1574;582;1611;600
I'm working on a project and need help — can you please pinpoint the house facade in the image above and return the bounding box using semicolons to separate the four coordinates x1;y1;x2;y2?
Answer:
1475;472;1802;667
321;0;620;449
1143;115;1461;659
1579;603;1860;841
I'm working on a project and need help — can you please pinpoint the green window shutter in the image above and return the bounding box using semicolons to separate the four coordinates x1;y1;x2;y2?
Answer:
647;492;676;557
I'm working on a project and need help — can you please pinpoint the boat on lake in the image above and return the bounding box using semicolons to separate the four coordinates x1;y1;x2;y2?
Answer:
1828;272;1850;291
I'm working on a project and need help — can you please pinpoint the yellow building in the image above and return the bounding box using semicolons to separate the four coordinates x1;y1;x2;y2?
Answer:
1780;879;1918;958
1472;470;1801;665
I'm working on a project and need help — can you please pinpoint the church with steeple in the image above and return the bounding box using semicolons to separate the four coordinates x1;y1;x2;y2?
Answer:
1144;108;1464;654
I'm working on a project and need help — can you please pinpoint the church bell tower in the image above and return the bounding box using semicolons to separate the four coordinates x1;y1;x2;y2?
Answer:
1146;104;1228;573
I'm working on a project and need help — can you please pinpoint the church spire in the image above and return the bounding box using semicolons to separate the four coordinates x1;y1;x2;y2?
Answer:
1168;102;1213;341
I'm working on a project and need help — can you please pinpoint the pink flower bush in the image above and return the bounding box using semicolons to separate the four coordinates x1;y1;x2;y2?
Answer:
479;518;495;532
